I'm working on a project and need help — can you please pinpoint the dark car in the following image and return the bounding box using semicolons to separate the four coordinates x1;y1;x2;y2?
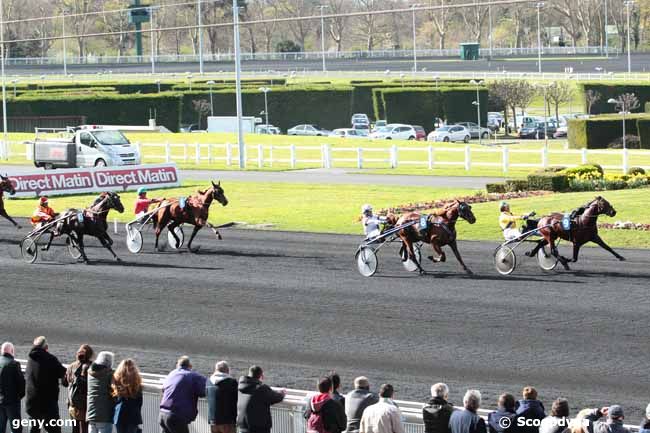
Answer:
519;121;558;139
412;125;426;141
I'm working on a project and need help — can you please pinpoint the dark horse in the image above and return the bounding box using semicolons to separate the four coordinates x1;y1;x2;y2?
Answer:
526;196;624;270
0;175;21;229
153;181;228;252
54;192;125;263
394;200;477;275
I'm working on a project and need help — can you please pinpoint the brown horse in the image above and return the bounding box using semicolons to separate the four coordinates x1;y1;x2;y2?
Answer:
527;196;624;270
153;181;228;252
0;175;21;229
395;200;477;275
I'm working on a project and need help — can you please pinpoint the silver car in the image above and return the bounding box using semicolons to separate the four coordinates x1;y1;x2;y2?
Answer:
454;122;491;139
287;124;330;136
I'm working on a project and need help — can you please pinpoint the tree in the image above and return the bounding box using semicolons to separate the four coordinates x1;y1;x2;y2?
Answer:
614;92;640;113
488;80;517;137
279;0;317;50
276;40;302;52
458;0;487;43
510;80;536;131
61;0;99;61
99;1;132;59
429;0;450;49
192;99;212;129
326;0;349;52
355;0;381;50
546;81;574;122
585;89;601;115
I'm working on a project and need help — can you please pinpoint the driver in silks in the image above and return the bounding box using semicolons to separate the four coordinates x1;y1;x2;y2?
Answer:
361;204;388;239
499;201;535;241
133;187;163;223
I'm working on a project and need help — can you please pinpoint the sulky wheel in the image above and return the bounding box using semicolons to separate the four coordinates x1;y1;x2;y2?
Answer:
20;238;39;264
66;235;82;260
355;246;378;277
167;226;185;250
494;245;516;276
537;244;559;271
126;227;144;254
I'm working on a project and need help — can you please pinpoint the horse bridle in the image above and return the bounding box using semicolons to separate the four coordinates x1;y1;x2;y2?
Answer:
86;193;118;216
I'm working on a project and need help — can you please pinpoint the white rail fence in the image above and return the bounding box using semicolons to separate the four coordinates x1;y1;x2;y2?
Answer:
7;141;649;174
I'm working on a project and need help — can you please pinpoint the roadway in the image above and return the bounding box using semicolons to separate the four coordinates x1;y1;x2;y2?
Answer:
4;53;650;76
0;223;648;421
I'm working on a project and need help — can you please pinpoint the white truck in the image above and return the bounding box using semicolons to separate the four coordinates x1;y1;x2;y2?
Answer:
31;126;141;170
207;116;261;133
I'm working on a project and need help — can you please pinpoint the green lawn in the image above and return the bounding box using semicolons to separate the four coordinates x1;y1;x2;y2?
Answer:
4;181;649;249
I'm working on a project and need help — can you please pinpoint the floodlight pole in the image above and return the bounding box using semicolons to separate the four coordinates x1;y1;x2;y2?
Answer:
198;0;204;74
0;0;7;160
536;2;544;74
233;0;245;168
317;5;329;72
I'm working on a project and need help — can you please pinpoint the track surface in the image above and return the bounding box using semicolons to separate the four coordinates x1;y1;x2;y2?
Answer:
1;223;649;420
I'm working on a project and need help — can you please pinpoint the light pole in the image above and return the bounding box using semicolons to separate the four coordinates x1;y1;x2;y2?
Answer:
155;79;161;93
624;0;634;75
470;79;484;145
537;83;551;149
317;5;329;73
410;4;422;72
608;98;627;150
187;72;193;91
536;2;544;74
259;87;270;126
488;3;493;59
207;80;215;116
0;0;7;159
62;9;67;76
400;73;405;87
433;75;440;89
197;0;204;74
604;0;609;57
150;6;155;74
233;0;245;168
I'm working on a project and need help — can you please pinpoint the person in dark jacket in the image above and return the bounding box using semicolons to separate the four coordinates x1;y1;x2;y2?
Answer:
345;377;378;433
25;336;67;433
237;366;286;433
449;390;486;433
304;376;347;433
0;343;25;433
63;345;94;433
111;359;143;433
488;394;521;433
583;405;630;433
539;398;570;433
423;383;453;433
86;351;115;433
206;361;238;433
159;356;206;433
329;372;345;408
515;387;546;433
638;404;650;433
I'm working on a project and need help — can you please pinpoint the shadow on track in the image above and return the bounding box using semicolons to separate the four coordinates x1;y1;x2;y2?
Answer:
372;272;583;284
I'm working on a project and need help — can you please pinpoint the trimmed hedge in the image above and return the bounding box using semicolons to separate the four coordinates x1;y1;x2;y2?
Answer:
567;114;650;149
5;93;183;132
527;172;569;192
581;82;650;114
636;118;650;149
504;179;529;192
486;182;506;193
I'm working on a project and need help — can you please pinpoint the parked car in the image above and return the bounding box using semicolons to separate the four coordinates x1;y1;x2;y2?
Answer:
180;123;200;133
455;122;491;139
412;125;427;141
352;123;370;136
369;124;418;140
427;125;471;143
287;124;331;136
487;115;502;131
507;115;542;133
553;125;568;138
372;120;387;132
330;128;365;138
255;124;281;135
351;113;370;126
519;121;558;139
488;111;504;126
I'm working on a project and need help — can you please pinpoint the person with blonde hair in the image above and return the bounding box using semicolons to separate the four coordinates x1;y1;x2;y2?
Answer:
111;360;143;433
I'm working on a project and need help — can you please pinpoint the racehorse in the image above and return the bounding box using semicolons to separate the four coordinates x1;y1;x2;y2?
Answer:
54;192;125;263
526;196;624;270
0;174;21;229
153;181;228;252
394;200;477;275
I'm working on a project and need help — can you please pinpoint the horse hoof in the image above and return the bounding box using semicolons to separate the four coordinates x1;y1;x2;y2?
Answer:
465;269;474;275
618;256;626;261
15;225;22;230
524;250;534;257
115;257;122;262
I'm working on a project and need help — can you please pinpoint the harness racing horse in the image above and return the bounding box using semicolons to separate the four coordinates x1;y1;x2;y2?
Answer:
54;192;125;263
526;196;624;270
395;200;477;275
0;175;21;229
153;181;228;252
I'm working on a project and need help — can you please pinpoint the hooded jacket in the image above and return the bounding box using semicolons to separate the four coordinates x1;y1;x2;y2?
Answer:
86;363;115;423
345;389;379;433
423;397;454;433
0;354;25;405
488;408;522;433
25;347;66;416
515;400;546;433
305;393;347;433
206;373;238;425
236;376;284;433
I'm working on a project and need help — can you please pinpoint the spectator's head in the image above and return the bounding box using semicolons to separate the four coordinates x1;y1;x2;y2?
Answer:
522;386;538;400
379;384;394;399
112;359;142;399
646;403;650;420
498;393;516;412
76;344;94;363
249;365;263;380
329;371;341;391
570;409;592;433
608;405;624;422
318;376;333;393
431;383;449;400
354;376;370;390
463;390;482;412
1;342;15;357
551;398;569;418
95;351;114;369
177;356;191;370
33;336;48;351
215;361;229;374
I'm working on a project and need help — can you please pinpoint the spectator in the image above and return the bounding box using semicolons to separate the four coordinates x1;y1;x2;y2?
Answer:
487;394;518;433
87;352;115;433
539;399;570;433
207;361;238;433
305;376;346;433
638;404;650;433
329;372;345;408
159;356;206;433
516;387;546;433
63;345;94;433
449;390;486;433
583;405;630;433
0;342;25;433
359;384;404;433
25;336;67;433
112;359;143;433
345;377;379;433
423;383;454;433
237;366;286;433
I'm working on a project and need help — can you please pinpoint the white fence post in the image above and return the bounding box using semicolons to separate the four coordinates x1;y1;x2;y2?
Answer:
502;146;509;174
541;146;548;168
183;143;188;162
357;147;363;169
427;145;434;169
226;143;232;166
165;141;171;163
290;144;296;168
257;144;264;168
581;148;588;164
464;145;471;171
194;143;200;165
269;145;274;168
136;142;142;161
622;148;629;173
391;144;398;168
26;142;33;161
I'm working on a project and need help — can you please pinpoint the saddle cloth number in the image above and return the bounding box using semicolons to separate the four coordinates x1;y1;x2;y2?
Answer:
179;197;187;209
562;214;571;231
419;215;428;230
77;212;84;223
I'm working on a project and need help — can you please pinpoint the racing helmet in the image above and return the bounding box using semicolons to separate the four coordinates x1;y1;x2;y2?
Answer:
361;203;373;213
39;196;49;206
499;200;509;212
137;187;147;196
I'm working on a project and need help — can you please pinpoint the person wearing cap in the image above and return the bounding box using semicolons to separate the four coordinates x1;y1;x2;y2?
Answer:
638;404;650;433
583;405;630;433
86;351;115;433
361;204;387;239
133;187;162;221
30;197;58;227
498;202;533;241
